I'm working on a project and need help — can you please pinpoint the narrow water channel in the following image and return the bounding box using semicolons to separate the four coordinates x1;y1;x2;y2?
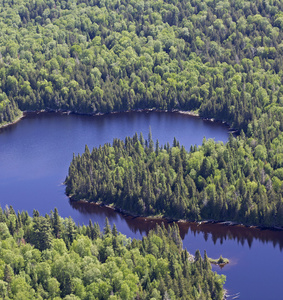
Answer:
0;111;282;299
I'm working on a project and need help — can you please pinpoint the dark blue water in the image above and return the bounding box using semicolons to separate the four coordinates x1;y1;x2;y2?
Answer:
0;111;282;299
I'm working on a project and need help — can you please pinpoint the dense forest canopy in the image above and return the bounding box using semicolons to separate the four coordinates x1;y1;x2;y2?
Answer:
0;0;282;134
0;206;225;299
65;133;283;227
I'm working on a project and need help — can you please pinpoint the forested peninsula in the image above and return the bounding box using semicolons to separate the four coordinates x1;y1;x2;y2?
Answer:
0;206;225;299
65;133;283;227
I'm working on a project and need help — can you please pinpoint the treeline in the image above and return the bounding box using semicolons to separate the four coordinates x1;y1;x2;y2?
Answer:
0;0;282;135
65;133;283;227
0;205;225;299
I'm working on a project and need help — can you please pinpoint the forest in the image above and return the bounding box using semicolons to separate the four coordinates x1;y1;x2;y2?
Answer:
0;0;282;134
0;0;282;224
65;133;283;227
1;0;282;297
0;206;225;299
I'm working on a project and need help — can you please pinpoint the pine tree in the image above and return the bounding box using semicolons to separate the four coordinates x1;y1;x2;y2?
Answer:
31;216;53;251
103;217;111;236
66;217;76;244
52;208;62;238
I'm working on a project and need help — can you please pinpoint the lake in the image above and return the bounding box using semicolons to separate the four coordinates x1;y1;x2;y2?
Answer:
0;111;282;299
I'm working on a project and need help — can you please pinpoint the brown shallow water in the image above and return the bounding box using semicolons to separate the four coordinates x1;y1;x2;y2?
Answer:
71;200;283;250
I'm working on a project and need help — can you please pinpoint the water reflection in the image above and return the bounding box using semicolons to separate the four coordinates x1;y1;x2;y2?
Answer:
178;222;283;251
70;200;172;236
70;200;283;251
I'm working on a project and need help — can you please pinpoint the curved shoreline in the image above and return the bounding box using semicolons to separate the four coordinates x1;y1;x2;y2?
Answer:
69;198;283;232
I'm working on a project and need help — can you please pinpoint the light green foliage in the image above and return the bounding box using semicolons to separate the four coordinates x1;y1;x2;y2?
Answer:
71;235;92;257
47;277;60;298
0;223;10;240
0;208;225;299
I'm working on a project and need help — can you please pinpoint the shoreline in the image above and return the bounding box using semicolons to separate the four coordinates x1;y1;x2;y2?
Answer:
0;107;238;134
0;111;24;129
69;198;283;232
25;107;201;118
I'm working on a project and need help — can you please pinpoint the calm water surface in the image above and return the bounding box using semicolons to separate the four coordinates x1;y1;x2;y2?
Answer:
0;111;282;299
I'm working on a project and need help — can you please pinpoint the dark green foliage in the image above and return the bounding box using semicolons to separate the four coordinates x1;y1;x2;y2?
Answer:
31;216;53;251
0;207;225;299
66;133;283;227
51;207;62;238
